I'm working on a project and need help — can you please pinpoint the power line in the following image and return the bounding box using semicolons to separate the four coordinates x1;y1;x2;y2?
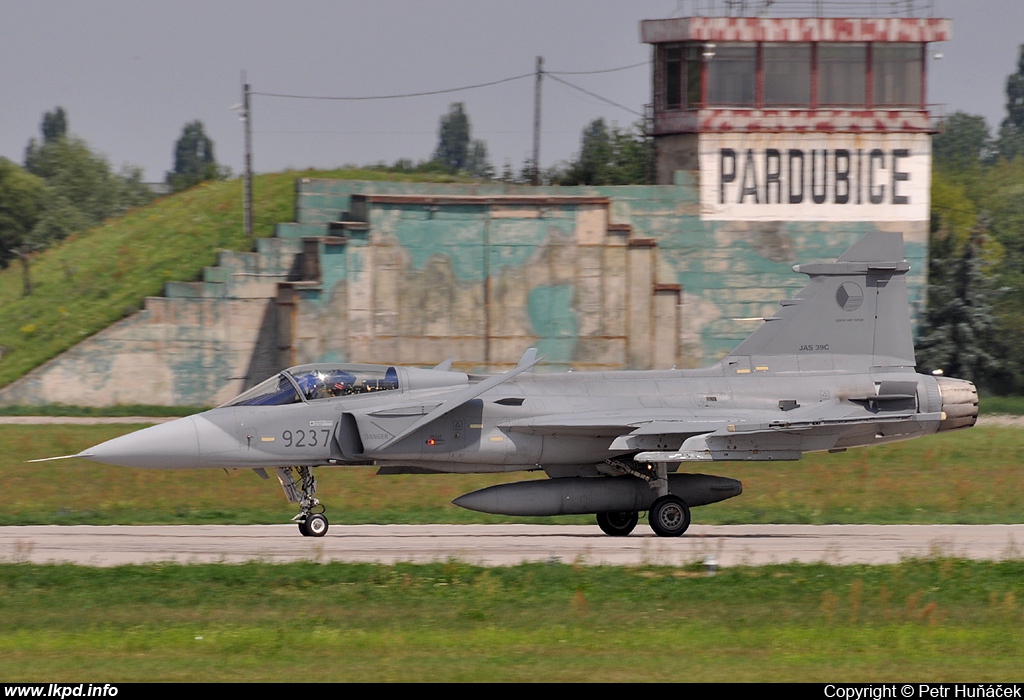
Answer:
545;73;645;118
547;61;648;76
241;59;650;190
249;61;648;102
251;73;533;101
254;130;579;135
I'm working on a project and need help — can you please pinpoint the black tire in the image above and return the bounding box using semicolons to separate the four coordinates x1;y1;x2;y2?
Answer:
648;496;691;537
306;513;329;537
596;510;639;536
298;519;311;537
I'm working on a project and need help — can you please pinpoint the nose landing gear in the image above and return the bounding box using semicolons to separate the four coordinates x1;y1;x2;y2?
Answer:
298;512;329;537
277;466;330;537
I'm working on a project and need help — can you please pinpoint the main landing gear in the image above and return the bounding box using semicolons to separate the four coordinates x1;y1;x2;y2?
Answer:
648;495;691;538
598;459;692;538
594;499;691;538
596;510;639;536
277;466;330;537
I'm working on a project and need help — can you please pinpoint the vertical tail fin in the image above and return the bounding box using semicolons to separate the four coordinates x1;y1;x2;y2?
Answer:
729;232;916;370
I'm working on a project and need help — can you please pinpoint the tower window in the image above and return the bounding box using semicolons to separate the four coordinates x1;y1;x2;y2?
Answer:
665;46;682;109
763;43;811;107
663;44;702;110
818;43;867;107
707;43;756;106
873;43;923;107
657;39;926;112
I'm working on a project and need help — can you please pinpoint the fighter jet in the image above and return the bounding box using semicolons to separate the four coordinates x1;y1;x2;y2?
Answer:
38;232;977;537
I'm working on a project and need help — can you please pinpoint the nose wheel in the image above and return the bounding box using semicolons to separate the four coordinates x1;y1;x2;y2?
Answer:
277;466;330;537
298;512;329;537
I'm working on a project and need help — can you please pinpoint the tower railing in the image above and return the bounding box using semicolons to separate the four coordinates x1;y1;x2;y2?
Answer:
679;0;934;18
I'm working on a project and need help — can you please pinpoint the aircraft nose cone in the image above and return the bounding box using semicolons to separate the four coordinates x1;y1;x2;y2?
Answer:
81;417;201;469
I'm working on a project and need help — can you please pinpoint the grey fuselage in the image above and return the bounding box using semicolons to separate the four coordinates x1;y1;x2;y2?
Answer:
78;359;974;478
75;231;978;480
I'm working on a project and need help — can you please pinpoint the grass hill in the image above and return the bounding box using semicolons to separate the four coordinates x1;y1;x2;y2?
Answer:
0;169;469;390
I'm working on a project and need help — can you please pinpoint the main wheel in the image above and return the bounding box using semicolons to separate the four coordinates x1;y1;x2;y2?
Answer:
306;513;329;537
649;496;691;537
298;519;311;536
596;510;639;536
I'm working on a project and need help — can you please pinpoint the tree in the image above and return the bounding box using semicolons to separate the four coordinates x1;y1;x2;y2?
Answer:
930;170;977;252
606;123;653;184
557;119;653;186
926;131;1024;393
500;159;515;182
166;121;225;192
433;103;471;173
42;107;67;143
27;135;136;229
0;158;48;269
979;158;1024;263
916;219;1008;391
22;109;154;251
564;118;612;185
995;44;1024;162
932;112;991;172
24;107;69;169
465;139;493;180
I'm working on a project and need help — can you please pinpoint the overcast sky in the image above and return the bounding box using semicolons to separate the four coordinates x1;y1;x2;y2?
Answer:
1;0;1022;182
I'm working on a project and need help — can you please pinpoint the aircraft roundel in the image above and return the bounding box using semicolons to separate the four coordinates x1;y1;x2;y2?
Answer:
835;282;864;312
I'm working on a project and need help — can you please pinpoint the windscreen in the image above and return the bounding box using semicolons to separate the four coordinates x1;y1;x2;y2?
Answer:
226;374;301;407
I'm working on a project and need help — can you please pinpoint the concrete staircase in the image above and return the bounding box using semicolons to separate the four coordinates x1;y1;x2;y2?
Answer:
0;182;685;407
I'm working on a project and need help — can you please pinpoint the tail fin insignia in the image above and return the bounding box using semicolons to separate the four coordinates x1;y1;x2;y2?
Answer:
729;232;915;370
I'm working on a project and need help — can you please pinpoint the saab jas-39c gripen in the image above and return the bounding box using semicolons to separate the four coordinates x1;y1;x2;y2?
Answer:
38;232;978;537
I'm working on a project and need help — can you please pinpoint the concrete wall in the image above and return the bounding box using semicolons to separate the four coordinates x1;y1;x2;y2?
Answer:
0;176;928;406
279;194;681;372
287;177;927;365
0;238;303;406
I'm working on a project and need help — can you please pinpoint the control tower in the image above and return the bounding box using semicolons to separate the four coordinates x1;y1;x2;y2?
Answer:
642;3;950;228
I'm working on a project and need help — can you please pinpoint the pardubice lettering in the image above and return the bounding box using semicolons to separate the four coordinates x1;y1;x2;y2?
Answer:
719;148;911;206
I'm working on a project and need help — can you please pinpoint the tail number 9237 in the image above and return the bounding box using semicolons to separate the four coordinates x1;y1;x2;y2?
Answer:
282;429;332;448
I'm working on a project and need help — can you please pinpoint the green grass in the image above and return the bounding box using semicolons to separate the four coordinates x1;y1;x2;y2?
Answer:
5;423;1022;681
0;169;473;390
978;395;1024;415
5;423;1024;526
0;404;205;417
0;559;1021;681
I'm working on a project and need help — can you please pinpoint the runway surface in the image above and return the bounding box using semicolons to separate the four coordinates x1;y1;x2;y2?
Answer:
3;524;1023;567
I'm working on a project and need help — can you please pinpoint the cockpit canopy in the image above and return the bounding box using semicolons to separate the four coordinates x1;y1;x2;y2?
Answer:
227;365;400;406
225;362;469;407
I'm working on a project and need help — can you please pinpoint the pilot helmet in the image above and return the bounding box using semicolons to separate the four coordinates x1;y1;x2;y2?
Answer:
295;371;323;397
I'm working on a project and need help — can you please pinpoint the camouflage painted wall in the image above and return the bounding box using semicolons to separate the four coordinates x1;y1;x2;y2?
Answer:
0;238;304;406
285;176;927;368
279;193;682;372
0;175;927;406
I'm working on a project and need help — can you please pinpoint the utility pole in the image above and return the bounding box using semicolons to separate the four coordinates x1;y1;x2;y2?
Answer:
242;73;253;239
532;56;543;185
